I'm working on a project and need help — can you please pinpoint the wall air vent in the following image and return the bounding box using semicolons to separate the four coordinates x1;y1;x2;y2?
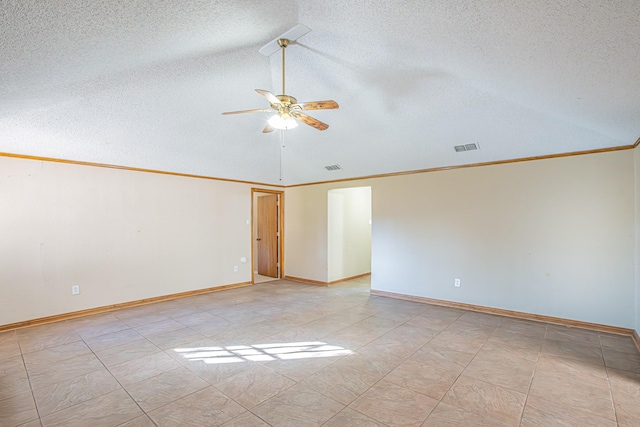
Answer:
454;143;479;152
325;164;343;171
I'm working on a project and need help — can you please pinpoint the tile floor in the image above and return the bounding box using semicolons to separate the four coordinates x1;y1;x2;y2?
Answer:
1;276;639;426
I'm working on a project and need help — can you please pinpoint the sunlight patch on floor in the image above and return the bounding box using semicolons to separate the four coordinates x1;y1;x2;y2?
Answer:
174;341;353;364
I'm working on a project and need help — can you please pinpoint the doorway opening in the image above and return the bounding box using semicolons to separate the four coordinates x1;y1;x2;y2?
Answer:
327;186;372;286
251;189;284;284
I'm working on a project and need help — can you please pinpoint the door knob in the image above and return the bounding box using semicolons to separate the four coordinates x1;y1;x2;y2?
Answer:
256;238;262;241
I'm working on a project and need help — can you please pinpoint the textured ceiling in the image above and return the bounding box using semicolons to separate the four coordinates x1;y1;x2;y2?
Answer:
1;0;639;185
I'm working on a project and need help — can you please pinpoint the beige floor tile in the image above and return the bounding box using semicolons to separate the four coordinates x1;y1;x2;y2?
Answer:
334;346;405;378
350;380;438;426
40;389;143;427
442;375;526;426
0;392;39;427
16;323;74;340
145;327;206;350
4;279;640;426
534;354;608;389
520;394;617;427
0;331;17;345
406;313;458;331
16;418;42;427
74;319;131;340
323;407;388;426
541;339;604;364
422;401;512;427
410;342;476;374
384;359;459;400
251;383;344;427
214;364;295;409
362;324;437;358
94;338;161;368
302;355;386;405
28;352;105;390
110;351;182;386
148;386;245;426
117;415;157;426
165;338;263;375
613;390;640;427
528;372;615;421
0;355;26;377
463;351;536;393
134;319;186;337
457;311;503;328
0;341;22;360
172;311;219;328
483;332;543;362
220;411;270;427
124;366;209;412
22;341;91;370
599;333;639;355
66;312;119;328
259;353;342;382
83;328;145;351
320;328;382;352
603;348;640;372
607;367;640;397
426;331;486;355
33;368;121;416
544;325;601;344
0;371;31;401
18;329;82;354
118;312;171;329
495;318;547;338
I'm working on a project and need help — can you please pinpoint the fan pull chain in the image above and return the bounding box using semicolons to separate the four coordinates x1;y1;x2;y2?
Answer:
279;130;285;181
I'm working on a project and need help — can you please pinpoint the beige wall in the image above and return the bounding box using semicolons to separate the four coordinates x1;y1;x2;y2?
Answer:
0;156;275;325
3;148;639;331
327;187;372;282
286;150;636;328
635;147;640;334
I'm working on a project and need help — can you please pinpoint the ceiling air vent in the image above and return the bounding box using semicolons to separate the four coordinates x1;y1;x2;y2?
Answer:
454;143;479;152
325;164;343;171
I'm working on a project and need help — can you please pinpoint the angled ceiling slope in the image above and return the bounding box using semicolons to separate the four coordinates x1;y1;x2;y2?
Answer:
0;1;639;186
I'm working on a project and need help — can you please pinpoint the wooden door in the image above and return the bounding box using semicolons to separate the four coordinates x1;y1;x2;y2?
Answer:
257;194;279;277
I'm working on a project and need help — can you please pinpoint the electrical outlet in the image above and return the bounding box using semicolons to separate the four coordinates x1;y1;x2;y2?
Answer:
454;279;461;288
72;285;80;295
234;265;239;272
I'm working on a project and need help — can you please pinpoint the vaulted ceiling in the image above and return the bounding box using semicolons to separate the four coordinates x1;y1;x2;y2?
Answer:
1;1;639;185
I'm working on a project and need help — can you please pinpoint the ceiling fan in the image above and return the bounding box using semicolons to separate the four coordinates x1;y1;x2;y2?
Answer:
222;37;339;133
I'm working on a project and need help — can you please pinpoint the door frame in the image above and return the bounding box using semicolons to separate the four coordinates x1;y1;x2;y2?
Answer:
251;188;285;284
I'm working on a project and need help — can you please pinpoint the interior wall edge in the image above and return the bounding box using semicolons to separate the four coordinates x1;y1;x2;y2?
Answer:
0;281;252;333
371;289;635;337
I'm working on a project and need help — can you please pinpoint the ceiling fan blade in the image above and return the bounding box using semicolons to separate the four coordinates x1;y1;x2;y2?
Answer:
295;100;339;111
222;108;273;116
255;89;282;106
292;112;329;131
262;123;275;133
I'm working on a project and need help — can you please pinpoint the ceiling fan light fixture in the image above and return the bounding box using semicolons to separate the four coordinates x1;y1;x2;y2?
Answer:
268;113;298;130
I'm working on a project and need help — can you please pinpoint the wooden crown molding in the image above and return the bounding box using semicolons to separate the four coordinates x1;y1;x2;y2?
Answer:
287;141;640;188
3;135;639;189
0;152;283;188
